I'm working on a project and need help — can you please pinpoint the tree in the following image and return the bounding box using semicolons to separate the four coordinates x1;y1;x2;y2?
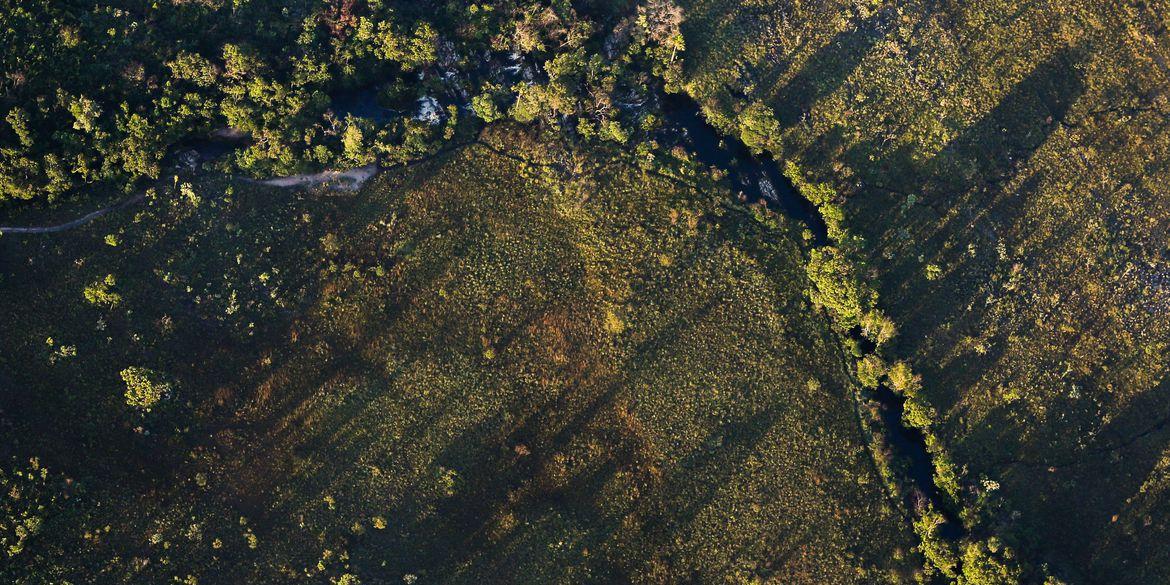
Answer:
167;51;220;88
856;354;887;388
915;508;959;578
221;43;266;80
860;309;898;346
471;93;502;123
120;366;173;412
806;247;875;327
958;540;1023;585
5;108;33;147
57;91;102;134
887;361;921;394
738;101;780;154
342;120;368;164
83;274;122;308
637;0;684;50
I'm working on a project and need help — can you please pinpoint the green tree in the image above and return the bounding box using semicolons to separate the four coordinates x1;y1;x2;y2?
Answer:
887;361;921;394
471;93;503;123
737;101;780;154
860;309;898;346
914;508;959;578
83;274;122;308
5;108;33;148
856;354;887;388
342;121;367;163
958;540;1023;585
167;51;220;87
806;247;874;327
58;91;102;134
120;366;173;412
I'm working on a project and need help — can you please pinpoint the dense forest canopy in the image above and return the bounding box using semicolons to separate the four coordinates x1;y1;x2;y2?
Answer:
0;0;688;203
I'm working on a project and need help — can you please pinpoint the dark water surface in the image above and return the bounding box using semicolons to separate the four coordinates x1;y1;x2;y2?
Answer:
660;93;829;246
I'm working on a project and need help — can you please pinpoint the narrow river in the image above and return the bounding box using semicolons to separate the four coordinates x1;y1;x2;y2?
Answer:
659;92;964;541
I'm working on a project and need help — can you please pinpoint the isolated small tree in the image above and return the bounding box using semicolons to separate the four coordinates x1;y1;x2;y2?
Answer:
120;367;172;412
83;274;122;308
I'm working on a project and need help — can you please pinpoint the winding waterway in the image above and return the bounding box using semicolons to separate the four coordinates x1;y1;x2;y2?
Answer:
659;92;964;541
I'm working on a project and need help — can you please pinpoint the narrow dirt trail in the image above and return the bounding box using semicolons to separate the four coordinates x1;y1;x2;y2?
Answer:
244;164;379;191
0;166;379;236
0;192;147;235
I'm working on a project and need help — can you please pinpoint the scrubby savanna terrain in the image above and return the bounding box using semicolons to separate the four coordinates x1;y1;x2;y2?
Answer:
680;0;1170;581
3;0;1170;583
0;124;915;583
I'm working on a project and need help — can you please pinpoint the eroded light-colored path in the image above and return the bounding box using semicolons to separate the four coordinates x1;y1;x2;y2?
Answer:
245;164;379;191
0;165;380;235
0;192;146;235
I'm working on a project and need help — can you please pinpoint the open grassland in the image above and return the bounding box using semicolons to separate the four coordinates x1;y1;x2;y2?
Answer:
680;0;1170;581
0;124;916;583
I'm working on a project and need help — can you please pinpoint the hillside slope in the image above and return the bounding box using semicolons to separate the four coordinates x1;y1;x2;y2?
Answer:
0;125;915;583
680;0;1170;581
